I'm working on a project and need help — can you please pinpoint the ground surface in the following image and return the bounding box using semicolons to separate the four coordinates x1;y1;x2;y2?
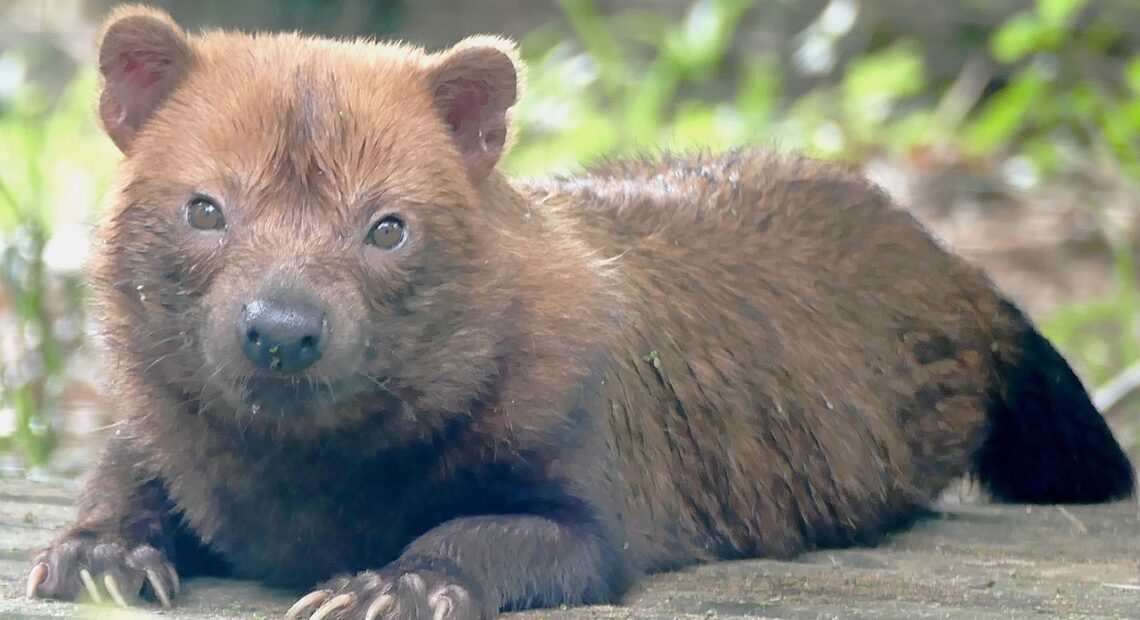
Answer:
0;477;1137;620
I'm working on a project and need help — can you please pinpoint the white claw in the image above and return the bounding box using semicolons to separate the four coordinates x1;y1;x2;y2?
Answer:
167;565;181;596
78;569;102;604
285;590;329;620
146;568;172;608
26;563;47;599
310;593;355;620
103;574;128;607
432;597;451;620
364;594;396;620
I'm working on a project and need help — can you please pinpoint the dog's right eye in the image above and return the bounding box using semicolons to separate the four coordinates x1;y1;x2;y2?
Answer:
186;196;226;231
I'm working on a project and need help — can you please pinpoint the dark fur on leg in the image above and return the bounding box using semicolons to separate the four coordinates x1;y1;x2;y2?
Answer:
297;515;632;620
398;514;632;611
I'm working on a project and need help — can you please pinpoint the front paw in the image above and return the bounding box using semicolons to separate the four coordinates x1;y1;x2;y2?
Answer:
285;568;488;620
26;537;179;608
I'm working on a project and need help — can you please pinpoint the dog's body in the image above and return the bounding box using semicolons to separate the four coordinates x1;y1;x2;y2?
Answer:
26;6;1135;620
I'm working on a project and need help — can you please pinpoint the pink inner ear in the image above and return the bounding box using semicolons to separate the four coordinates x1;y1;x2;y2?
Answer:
443;79;492;135
432;63;513;180
105;50;171;138
440;77;508;179
121;50;168;89
97;15;192;152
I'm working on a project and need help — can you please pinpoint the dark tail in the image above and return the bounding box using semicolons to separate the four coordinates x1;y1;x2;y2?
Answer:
974;302;1136;503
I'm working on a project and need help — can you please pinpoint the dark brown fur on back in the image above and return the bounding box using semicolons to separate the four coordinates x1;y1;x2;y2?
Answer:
27;7;1135;620
527;151;1008;569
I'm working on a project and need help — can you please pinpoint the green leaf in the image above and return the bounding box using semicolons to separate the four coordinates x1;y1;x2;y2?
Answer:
962;68;1049;154
1081;15;1124;52
1019;133;1062;175
778;91;837;156
666;103;743;151
841;40;926;133
1099;101;1140;181
621;57;681;144
882;109;941;152
1043;297;1133;382
608;9;671;47
503;112;617;177
845;41;926;99
736;56;783;132
663;0;756;78
1066;81;1103;120
990;11;1063;63
1036;0;1088;27
1126;55;1140;95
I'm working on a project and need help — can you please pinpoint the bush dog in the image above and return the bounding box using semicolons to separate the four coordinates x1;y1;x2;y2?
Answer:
27;5;1136;620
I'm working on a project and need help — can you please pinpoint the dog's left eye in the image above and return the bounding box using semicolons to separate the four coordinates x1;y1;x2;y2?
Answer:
365;215;407;250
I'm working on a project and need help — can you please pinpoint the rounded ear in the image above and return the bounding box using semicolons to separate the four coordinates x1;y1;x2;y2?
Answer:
425;36;522;183
96;5;194;153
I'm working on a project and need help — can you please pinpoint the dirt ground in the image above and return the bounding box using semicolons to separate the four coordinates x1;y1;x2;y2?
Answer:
0;477;1137;619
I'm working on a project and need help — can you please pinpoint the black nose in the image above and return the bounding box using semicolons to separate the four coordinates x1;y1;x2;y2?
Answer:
237;297;329;373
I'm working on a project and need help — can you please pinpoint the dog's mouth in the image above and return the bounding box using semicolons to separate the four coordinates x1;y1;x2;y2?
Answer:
235;376;368;418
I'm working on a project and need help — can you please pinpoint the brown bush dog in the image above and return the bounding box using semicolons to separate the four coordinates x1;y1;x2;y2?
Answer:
26;5;1136;620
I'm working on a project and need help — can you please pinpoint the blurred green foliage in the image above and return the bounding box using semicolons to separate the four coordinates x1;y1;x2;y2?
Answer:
2;0;1140;467
505;0;773;175
972;0;1140;177
0;48;117;467
506;0;1140;177
502;0;1140;433
979;0;1140;389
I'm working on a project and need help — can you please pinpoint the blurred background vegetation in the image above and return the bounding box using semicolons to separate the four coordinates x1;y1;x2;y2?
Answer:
1;0;1138;475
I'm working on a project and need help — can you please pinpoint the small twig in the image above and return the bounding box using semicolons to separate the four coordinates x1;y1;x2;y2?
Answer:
1093;360;1140;417
962;559;1036;567
1101;582;1140;591
934;53;994;132
1055;505;1088;534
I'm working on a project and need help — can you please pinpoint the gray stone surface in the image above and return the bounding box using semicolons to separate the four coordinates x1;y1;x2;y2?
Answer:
0;476;1137;619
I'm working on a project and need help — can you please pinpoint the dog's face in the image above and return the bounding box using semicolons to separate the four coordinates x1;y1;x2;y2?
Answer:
92;7;521;436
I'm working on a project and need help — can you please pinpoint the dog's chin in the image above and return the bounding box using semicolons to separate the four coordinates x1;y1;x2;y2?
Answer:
229;376;359;419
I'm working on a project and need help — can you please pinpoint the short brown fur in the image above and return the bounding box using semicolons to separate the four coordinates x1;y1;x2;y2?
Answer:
28;6;1134;620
